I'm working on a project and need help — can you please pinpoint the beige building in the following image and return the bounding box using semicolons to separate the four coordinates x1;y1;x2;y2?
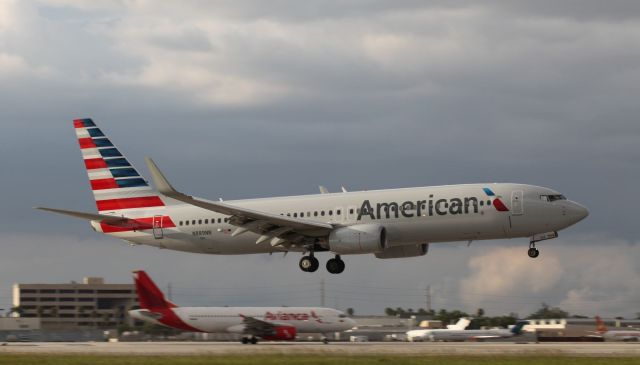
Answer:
12;277;139;329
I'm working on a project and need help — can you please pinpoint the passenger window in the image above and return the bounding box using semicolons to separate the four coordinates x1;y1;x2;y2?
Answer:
224;218;229;223
314;211;318;217
198;219;202;224
307;212;311;217
480;201;484;206
300;212;304;217
218;218;222;223
321;211;325;216
185;221;189;226
349;209;354;214
179;221;183;226
205;219;209;224
487;200;492;206
192;220;196;225
287;213;291;217
293;213;297;217
328;210;333;216
337;210;341;215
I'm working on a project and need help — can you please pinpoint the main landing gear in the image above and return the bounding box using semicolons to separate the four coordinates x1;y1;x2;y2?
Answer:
299;254;346;274
299;254;319;272
241;336;258;344
326;255;345;274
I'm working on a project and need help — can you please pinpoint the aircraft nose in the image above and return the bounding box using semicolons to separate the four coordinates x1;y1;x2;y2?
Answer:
568;202;589;223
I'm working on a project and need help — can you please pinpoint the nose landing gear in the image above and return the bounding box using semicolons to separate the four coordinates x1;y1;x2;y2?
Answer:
527;242;540;258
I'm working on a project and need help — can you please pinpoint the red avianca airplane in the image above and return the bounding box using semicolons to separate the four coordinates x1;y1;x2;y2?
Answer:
129;270;356;344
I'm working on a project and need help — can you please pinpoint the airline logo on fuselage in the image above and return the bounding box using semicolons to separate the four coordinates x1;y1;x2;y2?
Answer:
265;311;310;321
264;310;323;323
356;188;508;221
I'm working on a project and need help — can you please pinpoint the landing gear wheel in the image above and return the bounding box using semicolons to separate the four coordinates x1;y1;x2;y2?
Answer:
241;337;249;344
299;255;319;272
527;246;539;258
322;337;329;344
250;337;258;344
326;256;345;274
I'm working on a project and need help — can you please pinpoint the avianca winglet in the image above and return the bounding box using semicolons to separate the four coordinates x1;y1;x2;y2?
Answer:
38;118;589;273
129;270;355;343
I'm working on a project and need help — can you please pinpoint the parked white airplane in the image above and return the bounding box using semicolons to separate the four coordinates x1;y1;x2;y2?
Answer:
595;316;640;342
38;119;589;273
406;317;471;341
407;321;529;342
128;270;356;343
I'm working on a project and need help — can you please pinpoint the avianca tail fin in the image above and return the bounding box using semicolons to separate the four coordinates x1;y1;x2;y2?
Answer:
595;316;608;334
73;118;166;213
133;270;177;310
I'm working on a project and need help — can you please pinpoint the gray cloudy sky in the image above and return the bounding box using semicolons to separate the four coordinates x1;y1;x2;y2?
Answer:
0;1;639;318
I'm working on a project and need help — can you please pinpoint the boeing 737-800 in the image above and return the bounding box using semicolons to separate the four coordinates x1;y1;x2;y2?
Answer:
38;119;589;273
128;271;355;343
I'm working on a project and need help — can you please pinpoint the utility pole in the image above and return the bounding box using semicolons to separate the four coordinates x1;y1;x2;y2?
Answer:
425;285;431;312
321;278;325;307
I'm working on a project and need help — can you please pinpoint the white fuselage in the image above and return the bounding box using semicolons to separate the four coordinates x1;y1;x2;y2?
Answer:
94;183;589;255
129;307;355;334
602;330;640;342
407;328;517;342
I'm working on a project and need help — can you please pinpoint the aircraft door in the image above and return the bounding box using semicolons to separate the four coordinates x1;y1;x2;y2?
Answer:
152;215;164;239
511;190;523;216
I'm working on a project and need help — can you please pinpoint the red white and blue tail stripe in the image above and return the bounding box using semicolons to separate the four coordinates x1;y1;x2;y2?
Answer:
74;118;168;215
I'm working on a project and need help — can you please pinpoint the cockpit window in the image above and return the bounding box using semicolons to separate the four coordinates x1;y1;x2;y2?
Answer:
540;194;566;202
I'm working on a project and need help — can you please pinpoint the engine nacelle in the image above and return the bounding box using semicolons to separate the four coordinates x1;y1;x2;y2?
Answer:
328;224;387;254
262;325;297;341
374;243;428;259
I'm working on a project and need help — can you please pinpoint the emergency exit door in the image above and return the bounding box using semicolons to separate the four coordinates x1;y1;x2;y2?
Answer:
152;215;164;239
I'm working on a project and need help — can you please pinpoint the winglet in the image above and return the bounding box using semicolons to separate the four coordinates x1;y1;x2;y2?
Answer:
145;157;179;196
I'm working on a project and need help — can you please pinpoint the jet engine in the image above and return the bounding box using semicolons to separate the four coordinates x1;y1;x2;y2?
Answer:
328;224;387;254
374;243;428;259
262;325;297;341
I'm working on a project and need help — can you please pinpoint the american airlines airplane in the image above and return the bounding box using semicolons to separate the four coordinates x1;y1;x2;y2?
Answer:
38;118;589;273
406;321;529;342
129;271;356;343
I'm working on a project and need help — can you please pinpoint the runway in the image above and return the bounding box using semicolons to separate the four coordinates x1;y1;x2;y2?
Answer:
1;341;639;357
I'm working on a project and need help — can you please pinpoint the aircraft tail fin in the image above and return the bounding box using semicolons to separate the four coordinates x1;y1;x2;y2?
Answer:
511;320;528;335
133;270;177;310
595;316;608;334
73;118;167;214
447;317;471;330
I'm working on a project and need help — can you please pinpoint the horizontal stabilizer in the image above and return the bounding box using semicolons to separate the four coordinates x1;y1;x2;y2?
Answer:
36;207;128;224
36;207;153;230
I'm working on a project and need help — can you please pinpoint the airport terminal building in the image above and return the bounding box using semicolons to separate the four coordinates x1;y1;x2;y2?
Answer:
12;277;139;330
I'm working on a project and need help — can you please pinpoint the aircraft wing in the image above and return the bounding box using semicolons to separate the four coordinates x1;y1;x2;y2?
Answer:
35;207;153;229
145;158;333;245
241;315;277;336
